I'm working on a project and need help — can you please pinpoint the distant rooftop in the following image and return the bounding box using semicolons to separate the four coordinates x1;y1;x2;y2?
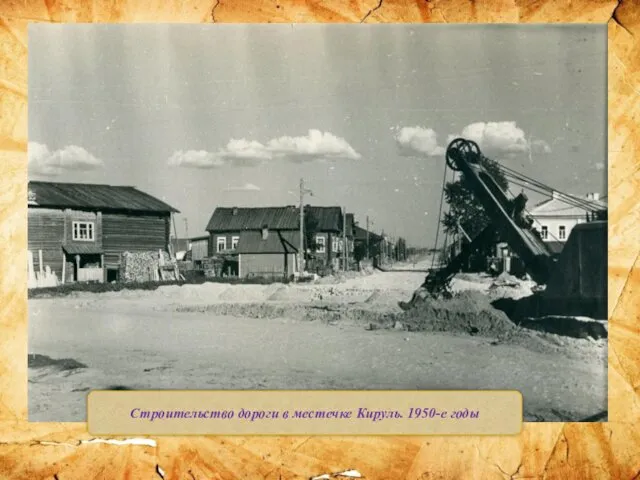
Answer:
530;191;607;217
206;206;343;232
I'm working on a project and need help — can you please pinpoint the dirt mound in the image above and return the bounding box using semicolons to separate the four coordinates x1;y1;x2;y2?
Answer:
28;354;87;370
486;273;535;300
492;272;520;286
218;285;268;302
175;302;393;325
398;291;517;337
266;286;317;303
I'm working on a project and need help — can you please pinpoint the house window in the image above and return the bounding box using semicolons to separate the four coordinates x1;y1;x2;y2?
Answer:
332;237;340;253
72;221;94;241
316;236;326;253
540;226;548;240
231;236;239;250
217;236;227;252
558;225;566;240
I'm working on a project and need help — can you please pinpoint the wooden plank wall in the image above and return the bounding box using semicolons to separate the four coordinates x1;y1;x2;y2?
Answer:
190;238;208;261
27;208;65;278
239;253;286;278
102;213;170;267
64;210;103;249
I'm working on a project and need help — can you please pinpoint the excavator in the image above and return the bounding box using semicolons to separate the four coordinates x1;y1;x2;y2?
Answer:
399;138;607;320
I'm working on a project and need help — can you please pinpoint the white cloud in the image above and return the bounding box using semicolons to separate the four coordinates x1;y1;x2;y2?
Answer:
447;122;551;157
29;142;104;177
220;139;271;162
168;150;224;168
266;129;361;161
224;183;261;192
394;126;446;157
169;129;361;168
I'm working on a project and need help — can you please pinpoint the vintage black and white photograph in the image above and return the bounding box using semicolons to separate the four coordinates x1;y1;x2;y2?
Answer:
28;24;607;422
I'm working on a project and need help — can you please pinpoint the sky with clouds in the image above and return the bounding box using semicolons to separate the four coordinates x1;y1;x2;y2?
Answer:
28;24;606;247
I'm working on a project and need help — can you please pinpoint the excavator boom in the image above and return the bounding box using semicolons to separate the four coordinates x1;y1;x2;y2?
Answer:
444;138;553;285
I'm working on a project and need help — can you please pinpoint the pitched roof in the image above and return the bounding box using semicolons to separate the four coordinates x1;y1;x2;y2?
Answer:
28;181;179;214
236;230;300;254
530;194;607;217
206;206;343;232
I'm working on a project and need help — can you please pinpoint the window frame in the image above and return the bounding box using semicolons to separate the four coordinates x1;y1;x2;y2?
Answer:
231;236;240;250
558;225;566;240
72;221;95;242
216;236;227;252
540;226;548;240
316;235;326;253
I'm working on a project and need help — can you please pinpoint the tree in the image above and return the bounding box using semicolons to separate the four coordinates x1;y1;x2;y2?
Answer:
441;155;509;250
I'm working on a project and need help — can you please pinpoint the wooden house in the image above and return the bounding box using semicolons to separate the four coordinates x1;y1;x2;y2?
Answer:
353;225;384;262
205;205;346;276
27;181;179;286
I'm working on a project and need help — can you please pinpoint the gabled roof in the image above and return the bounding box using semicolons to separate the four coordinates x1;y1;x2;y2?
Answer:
206;206;343;232
28;181;179;214
236;230;300;254
530;194;606;217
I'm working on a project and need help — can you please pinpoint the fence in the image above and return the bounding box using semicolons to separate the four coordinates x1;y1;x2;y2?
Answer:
27;250;59;289
77;267;103;282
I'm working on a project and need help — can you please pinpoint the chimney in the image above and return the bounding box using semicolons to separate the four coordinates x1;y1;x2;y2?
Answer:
232;207;238;215
261;224;269;240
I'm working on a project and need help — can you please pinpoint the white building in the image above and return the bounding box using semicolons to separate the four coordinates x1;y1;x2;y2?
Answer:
529;192;606;250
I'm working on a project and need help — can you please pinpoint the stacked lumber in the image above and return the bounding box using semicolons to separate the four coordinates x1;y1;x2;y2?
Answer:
119;250;182;283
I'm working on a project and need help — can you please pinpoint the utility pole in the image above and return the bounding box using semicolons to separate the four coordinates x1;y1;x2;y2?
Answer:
299;178;313;274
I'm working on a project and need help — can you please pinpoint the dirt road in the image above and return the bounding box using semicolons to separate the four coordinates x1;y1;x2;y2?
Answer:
28;264;607;423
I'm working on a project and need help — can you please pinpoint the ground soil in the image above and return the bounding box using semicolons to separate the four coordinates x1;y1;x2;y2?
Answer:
28;257;607;422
